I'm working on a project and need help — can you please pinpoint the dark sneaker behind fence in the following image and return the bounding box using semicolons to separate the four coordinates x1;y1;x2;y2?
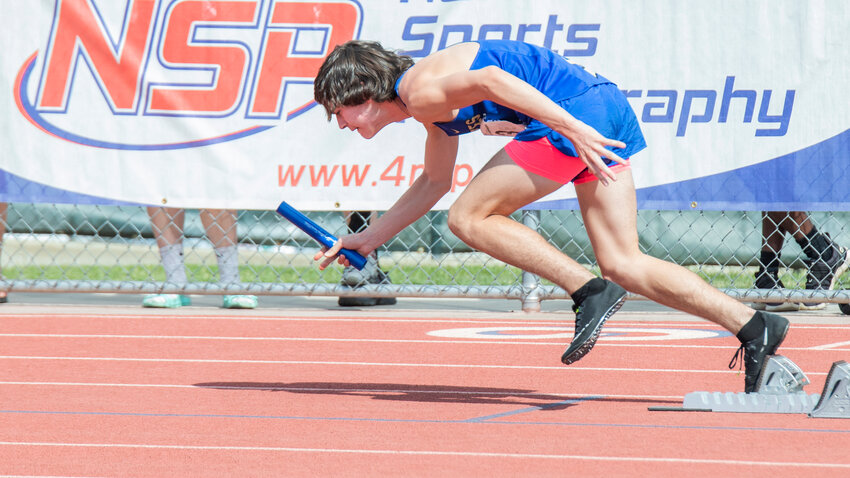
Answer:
752;268;801;312
729;311;790;393
338;254;397;307
804;237;849;309
561;279;627;365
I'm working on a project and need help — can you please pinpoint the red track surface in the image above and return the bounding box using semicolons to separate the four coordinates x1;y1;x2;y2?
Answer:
1;308;848;477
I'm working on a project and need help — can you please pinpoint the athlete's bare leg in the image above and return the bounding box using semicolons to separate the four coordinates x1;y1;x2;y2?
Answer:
449;148;752;333
448;149;598;296
575;169;752;333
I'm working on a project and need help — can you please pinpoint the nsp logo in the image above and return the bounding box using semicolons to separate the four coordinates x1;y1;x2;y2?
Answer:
15;0;362;150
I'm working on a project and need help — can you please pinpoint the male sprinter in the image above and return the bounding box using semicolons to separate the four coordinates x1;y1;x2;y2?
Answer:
312;39;790;392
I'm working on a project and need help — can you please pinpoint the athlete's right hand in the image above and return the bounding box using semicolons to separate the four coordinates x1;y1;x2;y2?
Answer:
313;232;373;270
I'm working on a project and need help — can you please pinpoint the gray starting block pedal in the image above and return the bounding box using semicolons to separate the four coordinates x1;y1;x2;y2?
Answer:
662;356;850;418
755;354;809;394
809;360;850;419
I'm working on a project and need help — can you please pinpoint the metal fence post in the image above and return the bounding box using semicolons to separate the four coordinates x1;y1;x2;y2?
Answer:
521;209;542;312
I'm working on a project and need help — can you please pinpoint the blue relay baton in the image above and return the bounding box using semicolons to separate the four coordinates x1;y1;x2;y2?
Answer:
276;201;368;270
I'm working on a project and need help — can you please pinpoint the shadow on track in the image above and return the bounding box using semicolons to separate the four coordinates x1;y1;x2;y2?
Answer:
194;381;680;409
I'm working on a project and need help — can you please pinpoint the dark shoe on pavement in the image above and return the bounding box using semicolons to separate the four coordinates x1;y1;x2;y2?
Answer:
561;280;627;365
729;311;790;393
338;258;397;307
338;295;397;306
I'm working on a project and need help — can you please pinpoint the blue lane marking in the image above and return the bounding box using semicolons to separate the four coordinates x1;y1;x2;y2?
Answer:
462;396;604;423
4;409;850;434
1;410;443;423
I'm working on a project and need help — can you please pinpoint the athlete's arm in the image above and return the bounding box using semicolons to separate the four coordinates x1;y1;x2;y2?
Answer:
317;123;458;269
409;65;626;185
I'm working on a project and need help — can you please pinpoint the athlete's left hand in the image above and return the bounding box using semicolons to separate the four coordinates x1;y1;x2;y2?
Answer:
565;122;627;186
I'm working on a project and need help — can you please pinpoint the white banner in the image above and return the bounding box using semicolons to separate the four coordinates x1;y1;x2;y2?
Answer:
1;0;848;210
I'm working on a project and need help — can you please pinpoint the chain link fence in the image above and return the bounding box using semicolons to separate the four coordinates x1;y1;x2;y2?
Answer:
0;203;848;313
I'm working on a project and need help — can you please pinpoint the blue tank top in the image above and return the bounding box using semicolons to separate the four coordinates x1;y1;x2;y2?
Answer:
428;40;610;136
394;40;646;161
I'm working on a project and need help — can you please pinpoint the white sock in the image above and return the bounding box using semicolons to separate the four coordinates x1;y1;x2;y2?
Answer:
160;244;187;284
215;245;240;285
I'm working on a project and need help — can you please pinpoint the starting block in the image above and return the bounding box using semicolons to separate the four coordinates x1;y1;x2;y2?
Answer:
655;356;850;418
809;360;850;419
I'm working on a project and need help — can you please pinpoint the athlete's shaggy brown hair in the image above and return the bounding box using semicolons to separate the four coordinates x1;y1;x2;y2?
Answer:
314;40;414;119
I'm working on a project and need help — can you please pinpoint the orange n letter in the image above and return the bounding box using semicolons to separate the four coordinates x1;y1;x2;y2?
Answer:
39;0;156;112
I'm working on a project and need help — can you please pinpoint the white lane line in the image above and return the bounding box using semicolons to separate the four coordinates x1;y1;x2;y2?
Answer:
0;442;847;468
0;334;841;352
0;314;594;324
0;356;828;375
0;381;193;389
2;476;107;478
810;340;850;350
